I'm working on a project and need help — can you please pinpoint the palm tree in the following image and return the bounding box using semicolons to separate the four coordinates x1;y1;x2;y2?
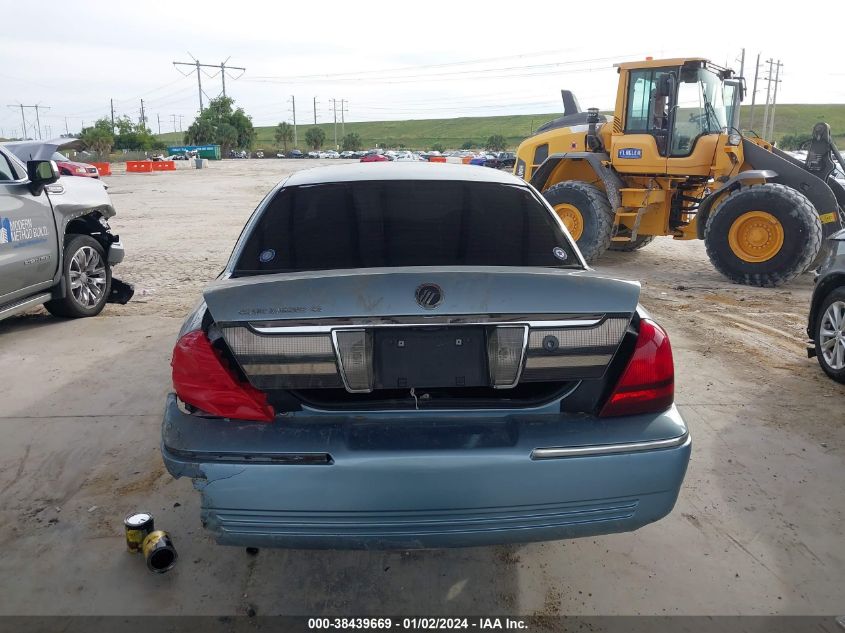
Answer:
274;122;294;152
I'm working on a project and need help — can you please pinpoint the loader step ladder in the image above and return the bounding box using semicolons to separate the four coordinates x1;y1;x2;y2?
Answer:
613;182;658;242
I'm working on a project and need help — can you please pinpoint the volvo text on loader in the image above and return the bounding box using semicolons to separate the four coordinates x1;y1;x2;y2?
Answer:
515;57;845;286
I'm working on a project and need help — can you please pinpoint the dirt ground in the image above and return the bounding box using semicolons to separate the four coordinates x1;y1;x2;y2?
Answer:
0;159;842;616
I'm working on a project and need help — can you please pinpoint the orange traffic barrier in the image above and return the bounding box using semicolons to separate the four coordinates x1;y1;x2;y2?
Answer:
461;156;473;164
92;162;112;176
428;156;446;163
126;161;154;173
151;160;176;171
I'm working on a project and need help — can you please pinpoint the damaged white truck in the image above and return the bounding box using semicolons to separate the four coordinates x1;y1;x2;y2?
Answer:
0;145;132;322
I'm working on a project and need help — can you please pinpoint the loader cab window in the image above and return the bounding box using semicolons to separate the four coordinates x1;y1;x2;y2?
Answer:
670;67;728;156
625;68;674;154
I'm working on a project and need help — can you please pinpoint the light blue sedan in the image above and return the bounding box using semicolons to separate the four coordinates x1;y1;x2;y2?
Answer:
162;162;690;549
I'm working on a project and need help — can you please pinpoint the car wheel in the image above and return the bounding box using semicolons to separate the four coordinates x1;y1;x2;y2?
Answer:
704;183;822;287
542;181;614;263
45;234;112;318
814;286;845;383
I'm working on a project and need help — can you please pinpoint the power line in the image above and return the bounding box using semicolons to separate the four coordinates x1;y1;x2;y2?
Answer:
174;54;246;112
6;103;50;140
247;50;641;82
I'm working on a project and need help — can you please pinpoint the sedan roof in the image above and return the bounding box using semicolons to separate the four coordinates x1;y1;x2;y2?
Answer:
283;161;525;186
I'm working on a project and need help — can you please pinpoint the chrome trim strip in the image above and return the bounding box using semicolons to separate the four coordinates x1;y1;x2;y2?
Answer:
530;432;690;460
249;314;605;334
525;354;613;368
242;362;339;375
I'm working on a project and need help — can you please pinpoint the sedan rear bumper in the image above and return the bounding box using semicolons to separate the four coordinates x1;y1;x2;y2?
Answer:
161;394;690;549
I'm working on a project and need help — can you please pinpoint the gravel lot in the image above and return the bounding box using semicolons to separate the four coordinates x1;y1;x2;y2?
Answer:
0;159;843;616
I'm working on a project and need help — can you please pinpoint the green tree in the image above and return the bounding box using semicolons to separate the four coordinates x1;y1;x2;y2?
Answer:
184;118;216;146
487;134;507;152
274;122;294;152
430;143;445;153
461;141;475;150
111;115;157;151
305;127;326;150
778;133;812;151
216;123;239;153
341;132;362;151
183;96;255;153
80;118;115;157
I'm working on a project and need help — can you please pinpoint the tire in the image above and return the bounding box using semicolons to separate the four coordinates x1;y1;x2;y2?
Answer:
45;234;112;318
813;286;845;383
542;181;614;263
704;183;822;287
609;235;655;252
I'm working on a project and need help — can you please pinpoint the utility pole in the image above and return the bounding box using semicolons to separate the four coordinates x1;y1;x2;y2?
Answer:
157;113;161;135
218;58;245;98
140;99;146;129
289;95;297;147
768;60;782;141
761;58;774;140
331;98;338;149
341;99;347;138
16;105;26;139
737;48;745;82
313;97;318;125
64;117;69;135
748;53;761;131
34;106;44;139
110;98;115;132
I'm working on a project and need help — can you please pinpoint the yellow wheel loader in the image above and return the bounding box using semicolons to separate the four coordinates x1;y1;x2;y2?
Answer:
515;57;845;286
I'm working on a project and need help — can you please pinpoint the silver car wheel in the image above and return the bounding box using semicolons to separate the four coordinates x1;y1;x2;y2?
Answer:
69;245;107;308
819;300;845;370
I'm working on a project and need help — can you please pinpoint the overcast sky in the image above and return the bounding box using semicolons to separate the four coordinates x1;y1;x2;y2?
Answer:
1;0;842;138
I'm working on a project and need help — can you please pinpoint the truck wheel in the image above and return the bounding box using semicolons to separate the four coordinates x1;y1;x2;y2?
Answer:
543;181;614;263
45;235;112;318
814;287;845;383
704;183;822;287
609;235;655;252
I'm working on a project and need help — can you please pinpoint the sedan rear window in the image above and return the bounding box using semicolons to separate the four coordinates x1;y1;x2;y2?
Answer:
234;180;580;273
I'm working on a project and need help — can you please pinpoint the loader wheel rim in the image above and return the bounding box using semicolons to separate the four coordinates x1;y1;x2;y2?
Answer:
727;211;785;263
554;203;584;240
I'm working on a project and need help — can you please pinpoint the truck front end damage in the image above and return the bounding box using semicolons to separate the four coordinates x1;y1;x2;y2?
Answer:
46;177;134;304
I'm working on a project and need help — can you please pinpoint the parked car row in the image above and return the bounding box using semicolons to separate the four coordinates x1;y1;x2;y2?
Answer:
262;148;516;169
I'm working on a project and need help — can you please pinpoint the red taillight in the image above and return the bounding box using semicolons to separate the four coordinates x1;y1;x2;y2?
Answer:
600;319;674;418
171;331;275;422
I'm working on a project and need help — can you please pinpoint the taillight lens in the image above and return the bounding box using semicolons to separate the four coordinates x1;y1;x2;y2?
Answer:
600;319;674;417
172;331;275;422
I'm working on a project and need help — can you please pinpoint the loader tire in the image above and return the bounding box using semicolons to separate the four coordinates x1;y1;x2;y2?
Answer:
609;235;656;252
704;183;822;287
543;181;614;263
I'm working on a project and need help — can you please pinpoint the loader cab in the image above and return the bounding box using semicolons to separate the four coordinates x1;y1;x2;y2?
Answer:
612;59;737;176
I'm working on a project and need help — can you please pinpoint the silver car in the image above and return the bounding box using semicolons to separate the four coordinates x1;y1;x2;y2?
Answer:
162;163;690;549
0;145;129;323
807;229;845;382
